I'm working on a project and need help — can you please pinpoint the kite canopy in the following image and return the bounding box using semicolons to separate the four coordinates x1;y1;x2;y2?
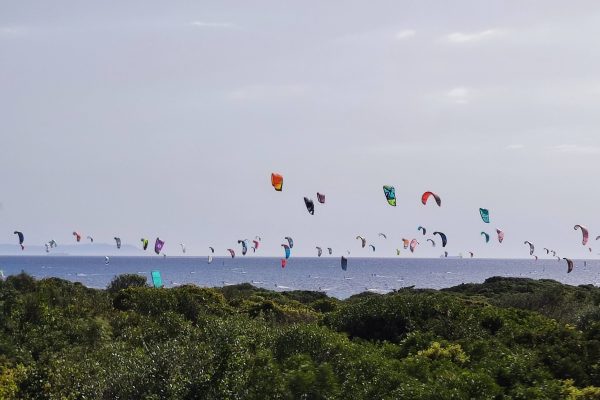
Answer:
281;244;291;259
402;238;410;249
209;246;215;254
285;236;294;249
327;247;333;255
496;229;505;244
481;232;490;243
356;236;366;248
378;233;387;239
524;241;535;256
281;259;287;268
316;246;322;257
73;231;82;242
154;238;165;255
418;226;427;235
383;185;396;206
13;231;24;250
227;249;235;258
479;208;490;223
151;270;163;288
238;240;248;256
304;197;315;215
574;225;589;246
427;239;436;247
317;192;325;204
563;258;574;273
421;191;441;207
410;239;418;253
114;237;121;249
341;256;348;271
87;236;94;243
180;243;186;254
141;238;149;250
433;232;447;247
271;173;283;191
369;244;376;252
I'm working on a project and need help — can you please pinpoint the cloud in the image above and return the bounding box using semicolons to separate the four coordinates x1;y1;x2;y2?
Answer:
395;30;415;40
227;84;308;101
443;29;504;44
551;144;600;154
190;21;236;29
0;26;27;36
445;87;471;104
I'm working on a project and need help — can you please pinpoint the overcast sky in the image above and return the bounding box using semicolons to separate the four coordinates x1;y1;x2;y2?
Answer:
2;1;600;258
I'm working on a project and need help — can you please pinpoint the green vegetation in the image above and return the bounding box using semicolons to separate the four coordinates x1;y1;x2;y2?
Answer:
1;273;599;399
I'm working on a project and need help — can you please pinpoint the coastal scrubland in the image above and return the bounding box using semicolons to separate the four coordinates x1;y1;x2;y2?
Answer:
1;273;599;399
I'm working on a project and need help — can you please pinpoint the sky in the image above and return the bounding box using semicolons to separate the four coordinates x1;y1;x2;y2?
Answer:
1;1;600;258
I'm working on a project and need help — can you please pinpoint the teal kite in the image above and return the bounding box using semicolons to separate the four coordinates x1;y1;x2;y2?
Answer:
383;185;396;207
479;208;490;223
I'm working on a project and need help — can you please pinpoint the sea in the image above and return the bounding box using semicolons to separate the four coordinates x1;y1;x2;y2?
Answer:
0;256;598;299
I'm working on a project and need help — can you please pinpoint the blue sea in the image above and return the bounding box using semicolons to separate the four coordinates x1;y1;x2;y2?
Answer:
0;256;598;298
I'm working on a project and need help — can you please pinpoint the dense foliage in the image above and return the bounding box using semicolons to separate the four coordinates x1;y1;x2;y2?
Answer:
1;273;599;399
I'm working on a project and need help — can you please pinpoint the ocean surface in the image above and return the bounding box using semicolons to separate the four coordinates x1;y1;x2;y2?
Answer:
0;256;598;299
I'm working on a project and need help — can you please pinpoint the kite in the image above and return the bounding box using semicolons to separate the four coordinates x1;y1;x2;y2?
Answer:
49;240;57;248
238;240;248;256
421;191;441;207
433;232;447;247
45;243;50;253
369;244;376;252
378;233;387;239
356;236;366;248
524;241;534;256
114;237;121;249
208;255;213;264
209;246;215;253
141;238;149;250
281;259;287;268
73;231;82;242
327;247;333;255
285;236;294;249
86;236;94;243
151;270;163;288
316;246;322;257
154;238;165;255
410;239;419;253
227;249;235;258
341;256;348;271
402;238;410;249
479;208;490;223
496;229;504;244
563;257;574;273
427;239;436;247
304;197;315;215
13;231;24;250
317;193;325;204
281;244;291;259
252;240;260;251
180;243;186;254
418;226;427;235
481;232;490;243
468;251;474;258
396;249;401;255
104;256;110;265
574;225;589;246
383;185;396;207
271;173;283;191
